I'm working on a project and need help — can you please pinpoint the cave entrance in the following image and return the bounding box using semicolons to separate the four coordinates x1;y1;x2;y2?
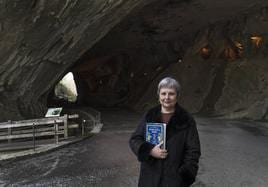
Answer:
51;72;78;106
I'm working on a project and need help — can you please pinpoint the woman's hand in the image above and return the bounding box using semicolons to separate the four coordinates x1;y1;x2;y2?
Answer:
150;142;168;159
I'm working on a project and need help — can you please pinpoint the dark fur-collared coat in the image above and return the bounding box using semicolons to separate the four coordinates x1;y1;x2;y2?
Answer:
129;104;201;187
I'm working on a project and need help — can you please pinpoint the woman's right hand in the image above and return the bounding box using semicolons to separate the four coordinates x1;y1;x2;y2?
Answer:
150;142;168;159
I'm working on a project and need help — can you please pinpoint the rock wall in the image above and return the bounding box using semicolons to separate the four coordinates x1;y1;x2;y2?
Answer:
136;9;268;120
81;1;268;120
0;0;144;121
1;0;268;121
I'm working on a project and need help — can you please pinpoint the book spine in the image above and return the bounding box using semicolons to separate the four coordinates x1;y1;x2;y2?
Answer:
163;123;167;150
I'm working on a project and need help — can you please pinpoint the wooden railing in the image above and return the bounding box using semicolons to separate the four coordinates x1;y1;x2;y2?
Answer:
0;114;79;147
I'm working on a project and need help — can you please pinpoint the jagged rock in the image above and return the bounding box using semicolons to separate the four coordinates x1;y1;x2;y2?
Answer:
0;0;146;121
123;5;268;120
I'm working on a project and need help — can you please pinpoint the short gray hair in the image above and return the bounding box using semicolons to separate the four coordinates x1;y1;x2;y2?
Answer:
157;77;181;95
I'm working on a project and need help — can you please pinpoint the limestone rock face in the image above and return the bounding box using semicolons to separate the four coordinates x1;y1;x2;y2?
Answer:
1;0;268;121
133;10;268;120
0;0;145;121
77;0;268;120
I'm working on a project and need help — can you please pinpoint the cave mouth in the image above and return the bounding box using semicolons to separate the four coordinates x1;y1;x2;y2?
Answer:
55;72;78;103
47;72;78;107
46;30;268;121
46;4;268;121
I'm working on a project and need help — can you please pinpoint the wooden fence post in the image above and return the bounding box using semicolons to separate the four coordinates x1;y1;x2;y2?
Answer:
54;120;59;144
82;120;86;136
64;114;68;138
8;120;12;143
32;123;36;151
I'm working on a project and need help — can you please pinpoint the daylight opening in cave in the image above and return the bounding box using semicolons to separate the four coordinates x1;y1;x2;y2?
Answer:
54;72;78;103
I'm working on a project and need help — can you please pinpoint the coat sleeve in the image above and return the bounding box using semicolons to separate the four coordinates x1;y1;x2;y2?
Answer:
179;118;201;185
129;113;155;162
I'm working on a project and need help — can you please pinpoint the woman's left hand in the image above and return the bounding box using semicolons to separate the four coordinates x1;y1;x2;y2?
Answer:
150;142;168;159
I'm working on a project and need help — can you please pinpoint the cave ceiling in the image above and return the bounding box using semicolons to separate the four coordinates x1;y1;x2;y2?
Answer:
0;0;268;121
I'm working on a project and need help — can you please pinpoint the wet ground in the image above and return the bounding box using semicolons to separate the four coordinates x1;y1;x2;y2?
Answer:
0;109;268;187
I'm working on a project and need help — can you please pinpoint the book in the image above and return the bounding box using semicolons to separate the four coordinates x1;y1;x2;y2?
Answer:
145;123;167;150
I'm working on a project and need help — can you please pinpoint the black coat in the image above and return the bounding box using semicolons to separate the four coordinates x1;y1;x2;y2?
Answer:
129;104;201;187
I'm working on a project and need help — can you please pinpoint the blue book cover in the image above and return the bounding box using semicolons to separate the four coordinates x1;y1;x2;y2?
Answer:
145;123;166;149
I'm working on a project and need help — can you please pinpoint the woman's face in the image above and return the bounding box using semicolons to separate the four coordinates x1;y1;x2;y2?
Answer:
159;87;177;111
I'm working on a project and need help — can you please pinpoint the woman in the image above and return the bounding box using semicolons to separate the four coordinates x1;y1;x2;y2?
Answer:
129;77;201;187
